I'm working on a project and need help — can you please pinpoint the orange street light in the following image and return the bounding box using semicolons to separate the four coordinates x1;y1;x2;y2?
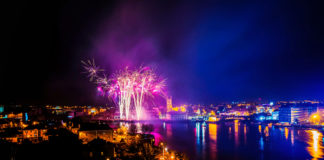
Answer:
310;113;321;125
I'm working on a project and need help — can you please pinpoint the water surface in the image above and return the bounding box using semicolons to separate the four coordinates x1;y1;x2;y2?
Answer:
116;121;324;160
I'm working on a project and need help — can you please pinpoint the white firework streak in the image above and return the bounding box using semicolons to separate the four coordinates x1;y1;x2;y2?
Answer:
82;60;166;120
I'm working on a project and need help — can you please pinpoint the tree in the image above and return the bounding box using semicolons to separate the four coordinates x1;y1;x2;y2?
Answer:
147;124;154;133
141;124;148;134
141;124;154;134
129;123;137;135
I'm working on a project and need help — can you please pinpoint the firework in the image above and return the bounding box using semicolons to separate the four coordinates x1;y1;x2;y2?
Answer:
82;60;166;120
81;59;103;82
130;67;166;120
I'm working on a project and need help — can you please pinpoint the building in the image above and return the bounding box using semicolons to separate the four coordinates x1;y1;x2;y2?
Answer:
271;110;279;120
22;125;48;143
279;103;317;124
166;112;188;120
86;138;115;160
166;96;173;112
78;123;113;144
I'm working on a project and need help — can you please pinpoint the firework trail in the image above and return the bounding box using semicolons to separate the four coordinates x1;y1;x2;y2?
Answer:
81;59;103;82
131;66;166;120
82;59;166;120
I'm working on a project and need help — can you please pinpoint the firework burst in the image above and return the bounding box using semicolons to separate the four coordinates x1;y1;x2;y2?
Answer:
82;60;166;120
81;59;103;82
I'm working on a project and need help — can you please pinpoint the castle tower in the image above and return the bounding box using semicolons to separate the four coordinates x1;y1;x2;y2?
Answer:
167;96;173;112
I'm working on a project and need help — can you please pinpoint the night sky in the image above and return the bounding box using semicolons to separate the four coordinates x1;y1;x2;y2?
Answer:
2;0;324;105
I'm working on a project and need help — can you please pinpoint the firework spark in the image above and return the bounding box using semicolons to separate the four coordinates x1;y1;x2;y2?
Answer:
82;60;166;120
81;59;103;82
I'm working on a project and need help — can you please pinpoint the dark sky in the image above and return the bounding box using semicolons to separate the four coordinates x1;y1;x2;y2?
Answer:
2;0;324;105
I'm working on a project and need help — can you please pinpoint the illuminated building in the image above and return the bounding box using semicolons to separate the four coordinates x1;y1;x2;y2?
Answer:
0;112;23;120
256;105;266;113
78;123;113;144
166;96;173;112
279;103;317;124
316;105;324;123
207;116;220;122
166;112;188;120
271;110;279;120
22;126;48;142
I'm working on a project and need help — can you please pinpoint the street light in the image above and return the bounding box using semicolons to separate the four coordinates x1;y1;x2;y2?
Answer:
310;113;320;125
170;152;175;159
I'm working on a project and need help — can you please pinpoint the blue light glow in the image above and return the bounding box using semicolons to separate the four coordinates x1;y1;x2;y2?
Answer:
25;112;28;121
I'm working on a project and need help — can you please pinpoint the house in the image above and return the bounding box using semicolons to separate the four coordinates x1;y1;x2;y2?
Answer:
78;123;113;144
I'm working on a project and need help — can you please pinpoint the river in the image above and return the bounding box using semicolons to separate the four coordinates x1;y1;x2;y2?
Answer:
112;121;324;160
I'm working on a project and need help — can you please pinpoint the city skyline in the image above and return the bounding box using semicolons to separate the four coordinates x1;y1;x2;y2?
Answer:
3;1;324;160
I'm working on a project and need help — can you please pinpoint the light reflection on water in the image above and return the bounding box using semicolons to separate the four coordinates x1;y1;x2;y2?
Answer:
306;130;324;160
285;127;289;140
234;120;239;147
209;123;217;160
209;123;217;142
196;122;200;145
291;129;294;145
166;123;172;137
202;123;206;144
116;122;324;160
264;126;269;137
244;124;247;145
